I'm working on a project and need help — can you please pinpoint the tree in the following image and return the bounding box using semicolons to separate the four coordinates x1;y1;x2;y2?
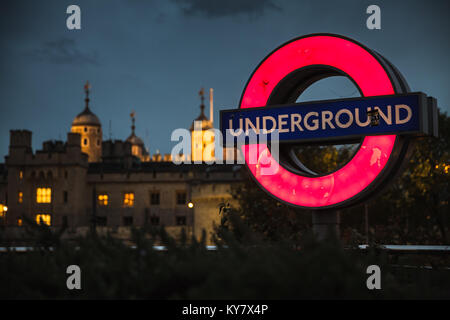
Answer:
229;143;356;243
372;111;450;244
230;112;450;245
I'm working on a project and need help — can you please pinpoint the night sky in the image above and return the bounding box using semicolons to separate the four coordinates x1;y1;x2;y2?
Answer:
1;0;449;159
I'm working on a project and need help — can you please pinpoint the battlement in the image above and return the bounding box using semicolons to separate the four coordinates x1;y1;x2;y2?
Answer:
41;140;65;153
6;130;88;166
9;130;32;150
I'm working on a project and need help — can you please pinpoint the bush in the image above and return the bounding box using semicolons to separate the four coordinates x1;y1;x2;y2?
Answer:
0;211;449;299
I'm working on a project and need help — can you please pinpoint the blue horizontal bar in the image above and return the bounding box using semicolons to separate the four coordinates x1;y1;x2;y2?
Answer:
220;93;431;144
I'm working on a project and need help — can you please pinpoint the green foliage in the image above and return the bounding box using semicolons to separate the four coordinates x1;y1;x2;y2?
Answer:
231;112;450;245
292;143;358;174
0;212;449;299
229;170;311;243
0;114;448;300
370;111;450;244
228;142;362;244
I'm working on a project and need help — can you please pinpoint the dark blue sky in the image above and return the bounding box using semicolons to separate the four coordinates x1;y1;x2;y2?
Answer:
1;0;449;159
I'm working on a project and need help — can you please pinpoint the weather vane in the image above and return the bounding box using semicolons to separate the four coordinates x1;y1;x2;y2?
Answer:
84;81;91;94
199;88;205;105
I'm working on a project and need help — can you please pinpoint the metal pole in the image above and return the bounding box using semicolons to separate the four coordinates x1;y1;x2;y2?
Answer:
91;184;97;236
364;203;369;244
312;210;340;241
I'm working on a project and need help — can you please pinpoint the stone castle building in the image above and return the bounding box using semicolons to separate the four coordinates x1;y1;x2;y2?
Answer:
0;82;241;244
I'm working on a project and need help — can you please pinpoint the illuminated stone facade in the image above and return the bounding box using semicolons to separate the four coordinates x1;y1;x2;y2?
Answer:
0;84;241;244
70;82;102;162
190;89;215;163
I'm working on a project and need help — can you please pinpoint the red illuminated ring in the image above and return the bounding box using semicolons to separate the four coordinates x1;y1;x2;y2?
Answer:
239;34;398;208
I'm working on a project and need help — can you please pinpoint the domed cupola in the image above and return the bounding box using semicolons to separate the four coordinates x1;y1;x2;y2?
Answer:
72;106;101;127
70;81;103;162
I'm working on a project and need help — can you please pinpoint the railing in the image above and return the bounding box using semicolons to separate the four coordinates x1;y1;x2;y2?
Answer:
357;244;450;254
1;244;449;253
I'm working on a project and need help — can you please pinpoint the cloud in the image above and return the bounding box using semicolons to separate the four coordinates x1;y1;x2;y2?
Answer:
172;0;281;18
29;38;99;66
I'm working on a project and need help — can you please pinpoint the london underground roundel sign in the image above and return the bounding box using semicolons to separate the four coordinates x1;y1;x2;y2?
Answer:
220;34;438;210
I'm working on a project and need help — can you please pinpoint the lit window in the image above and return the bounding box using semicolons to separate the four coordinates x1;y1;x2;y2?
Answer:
132;145;140;156
19;171;23;179
36;214;51;226
18;191;23;203
17;218;23;227
98;194;108;206
36;188;51;203
123;193;134;207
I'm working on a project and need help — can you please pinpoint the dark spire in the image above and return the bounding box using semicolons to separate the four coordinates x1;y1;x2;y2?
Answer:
190;88;211;131
84;81;91;111
130;111;136;136
198;88;206;118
